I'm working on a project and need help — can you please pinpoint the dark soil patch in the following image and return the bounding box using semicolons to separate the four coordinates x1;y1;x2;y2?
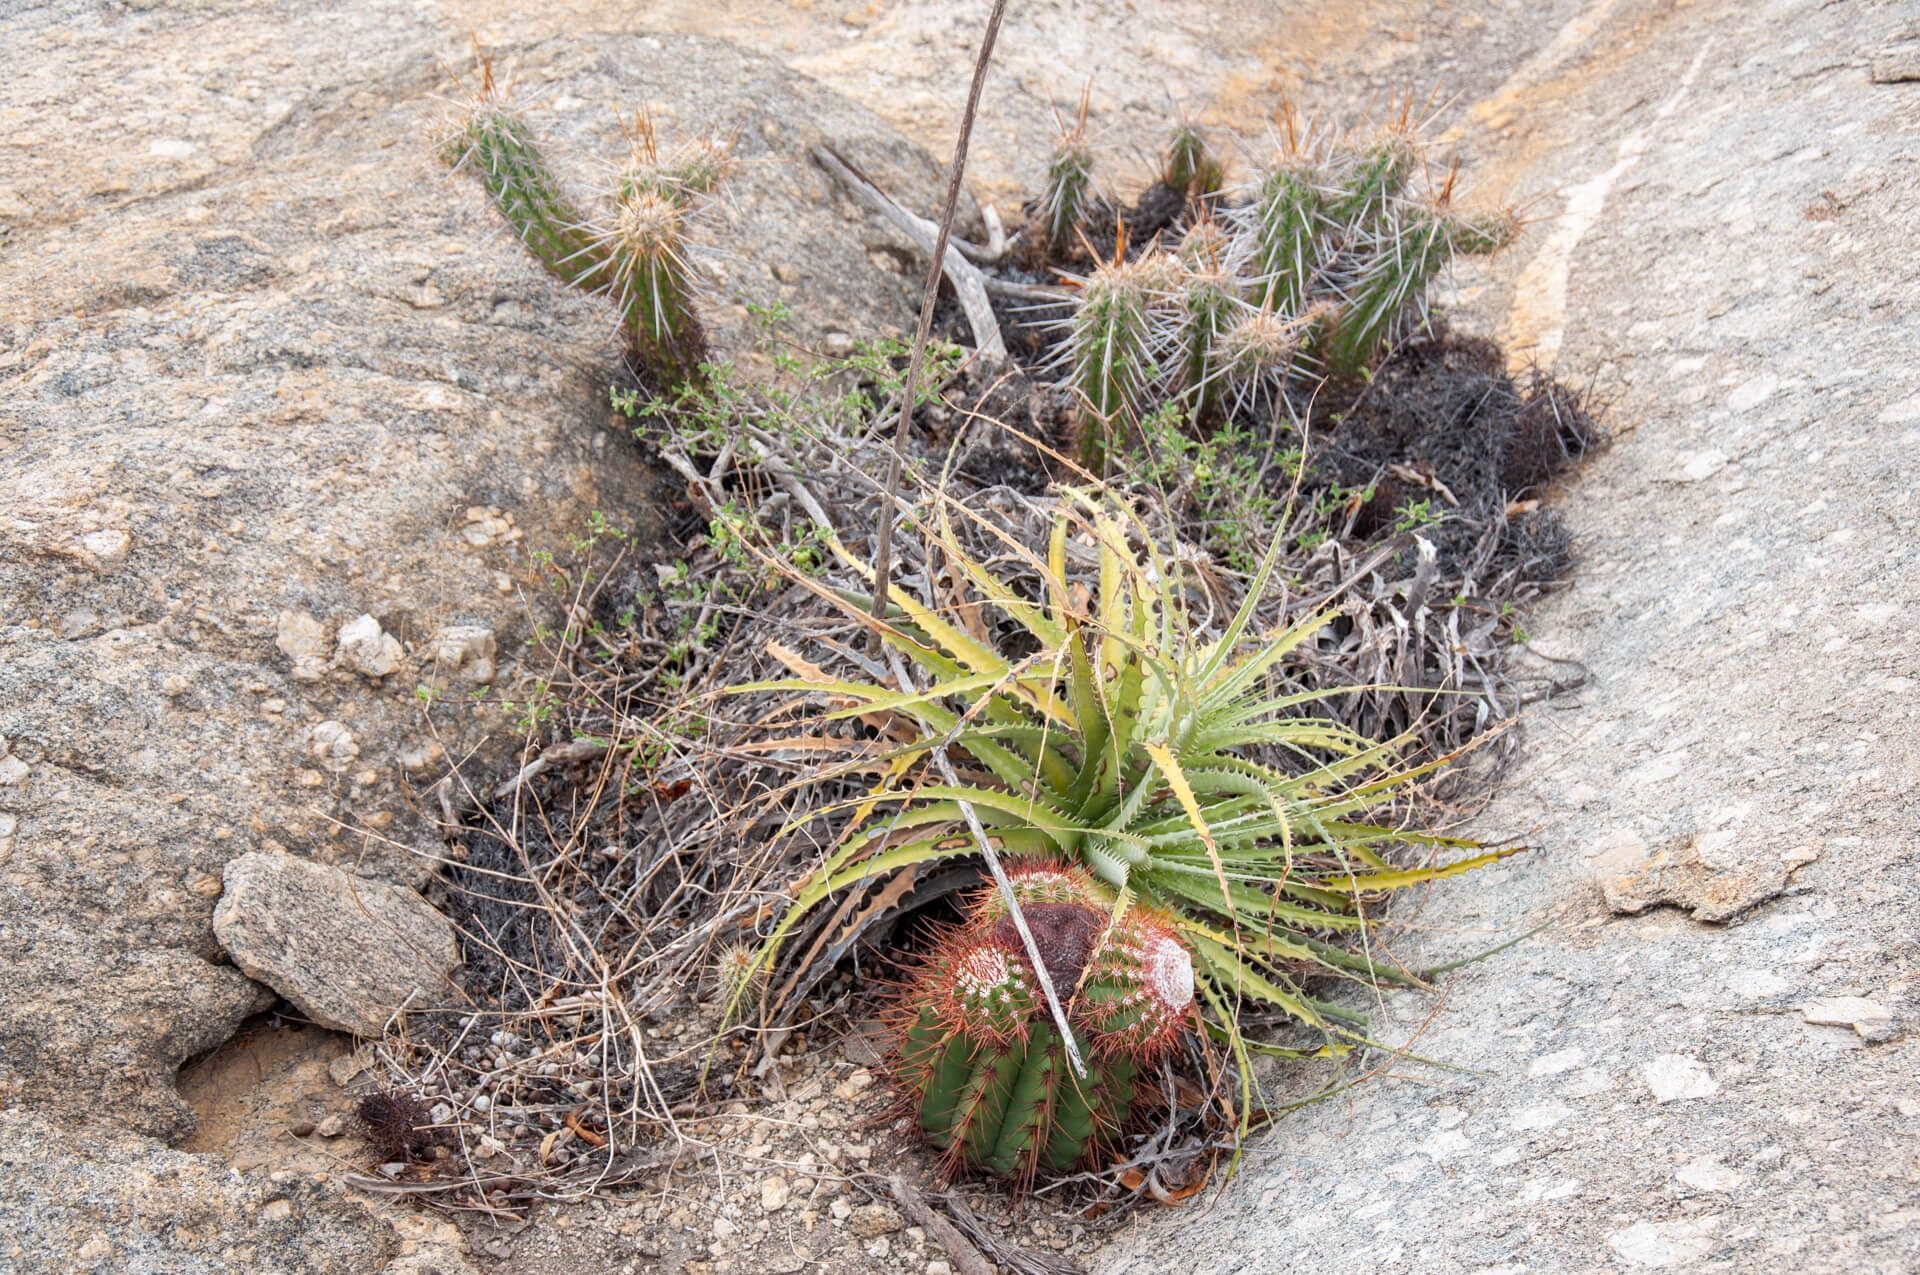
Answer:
1317;330;1602;580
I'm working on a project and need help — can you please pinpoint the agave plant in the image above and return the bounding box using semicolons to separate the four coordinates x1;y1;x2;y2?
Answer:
731;492;1518;1126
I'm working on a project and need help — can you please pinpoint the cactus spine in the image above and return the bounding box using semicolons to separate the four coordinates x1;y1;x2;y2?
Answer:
446;72;722;388
893;862;1194;1182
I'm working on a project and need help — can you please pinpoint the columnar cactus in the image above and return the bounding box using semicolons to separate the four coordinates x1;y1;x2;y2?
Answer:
893;861;1195;1182
1320;184;1519;380
444;70;722;388
1164;120;1224;203
1040;97;1097;262
1242;156;1328;316
1213;307;1306;417
444;86;600;294
1062;252;1162;469
1172;220;1237;421
1325;122;1417;230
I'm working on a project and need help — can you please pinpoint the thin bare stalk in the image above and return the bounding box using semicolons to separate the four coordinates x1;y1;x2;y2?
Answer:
868;0;1009;638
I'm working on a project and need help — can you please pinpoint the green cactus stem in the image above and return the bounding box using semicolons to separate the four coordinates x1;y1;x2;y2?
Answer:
1165;120;1225;202
446;78;715;388
618;110;731;206
1323;197;1518;379
1066;253;1160;471
1173;221;1237;420
1326;124;1418;232
601;188;708;387
893;862;1194;1182
1042;138;1095;260
1214;306;1306;414
1039;86;1098;261
447;92;602;295
1244;158;1327;314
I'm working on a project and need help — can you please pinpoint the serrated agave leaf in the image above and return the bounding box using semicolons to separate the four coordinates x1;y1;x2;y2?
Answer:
874;785;1086;846
1046;515;1073;627
1307;843;1526;892
934;507;1069;650
1060;629;1113;813
1142;741;1237;920
1200;721;1379;759
1184;929;1331;1029
731;672;992;714
1194;522;1296;688
1198;606;1339;708
1172;766;1300;857
1141;865;1368;932
1318;821;1483;852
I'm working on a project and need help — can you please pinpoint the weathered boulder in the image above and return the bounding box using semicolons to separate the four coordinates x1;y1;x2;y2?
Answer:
213;853;460;1037
0;0;958;1149
0;1107;473;1275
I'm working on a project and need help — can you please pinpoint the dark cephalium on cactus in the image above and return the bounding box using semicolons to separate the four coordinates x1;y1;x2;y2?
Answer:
443;65;725;388
892;860;1195;1182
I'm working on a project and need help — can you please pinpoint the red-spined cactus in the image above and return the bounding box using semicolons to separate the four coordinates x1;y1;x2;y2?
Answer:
893;861;1195;1182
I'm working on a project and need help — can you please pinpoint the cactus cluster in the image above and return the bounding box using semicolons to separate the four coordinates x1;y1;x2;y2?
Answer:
893;860;1195;1182
1051;98;1519;458
444;67;725;388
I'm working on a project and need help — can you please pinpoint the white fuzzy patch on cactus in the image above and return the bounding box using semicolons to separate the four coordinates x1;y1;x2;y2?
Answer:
954;943;1026;1011
1145;934;1195;1010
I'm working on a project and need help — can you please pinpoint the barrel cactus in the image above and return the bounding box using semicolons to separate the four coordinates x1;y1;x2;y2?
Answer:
893;860;1194;1182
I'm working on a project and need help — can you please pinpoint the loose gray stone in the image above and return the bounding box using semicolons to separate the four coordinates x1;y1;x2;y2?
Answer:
212;853;460;1037
0;1109;442;1275
275;610;331;683
333;614;404;679
1803;996;1898;1043
429;623;496;683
